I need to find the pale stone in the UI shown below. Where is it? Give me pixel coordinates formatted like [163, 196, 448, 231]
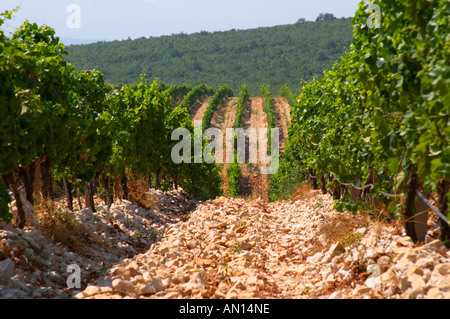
[407, 274, 426, 291]
[325, 274, 336, 284]
[138, 283, 156, 295]
[239, 241, 253, 251]
[428, 264, 450, 287]
[365, 275, 381, 289]
[328, 291, 344, 299]
[11, 195, 39, 227]
[190, 272, 206, 289]
[396, 237, 415, 247]
[394, 252, 417, 272]
[226, 288, 239, 299]
[214, 289, 227, 299]
[157, 246, 170, 255]
[10, 187, 450, 300]
[162, 291, 181, 299]
[426, 287, 444, 299]
[315, 280, 328, 291]
[201, 288, 214, 298]
[356, 227, 367, 235]
[423, 240, 448, 253]
[428, 272, 450, 288]
[142, 271, 152, 282]
[74, 291, 85, 299]
[432, 263, 450, 276]
[150, 278, 165, 292]
[0, 258, 15, 283]
[161, 278, 171, 289]
[377, 256, 391, 268]
[232, 279, 246, 290]
[172, 273, 189, 284]
[380, 268, 399, 288]
[322, 242, 345, 262]
[218, 281, 229, 293]
[352, 285, 370, 297]
[126, 261, 140, 276]
[112, 279, 136, 295]
[83, 285, 102, 296]
[415, 256, 439, 270]
[111, 266, 131, 280]
[307, 252, 324, 264]
[402, 287, 424, 299]
[404, 266, 424, 277]
[91, 293, 114, 299]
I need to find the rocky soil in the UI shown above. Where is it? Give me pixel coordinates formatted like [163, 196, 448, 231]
[2, 186, 449, 299]
[0, 189, 197, 298]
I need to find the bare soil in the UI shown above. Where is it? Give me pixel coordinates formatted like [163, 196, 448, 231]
[213, 97, 238, 196]
[239, 97, 270, 201]
[273, 97, 291, 153]
[191, 98, 211, 123]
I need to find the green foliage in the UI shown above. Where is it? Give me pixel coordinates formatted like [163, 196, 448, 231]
[202, 84, 234, 130]
[341, 231, 363, 247]
[0, 181, 12, 223]
[350, 0, 450, 193]
[227, 162, 242, 198]
[278, 84, 297, 107]
[271, 0, 450, 215]
[226, 84, 248, 198]
[233, 84, 249, 129]
[316, 13, 337, 22]
[259, 84, 276, 129]
[259, 84, 276, 153]
[268, 146, 307, 202]
[0, 11, 223, 210]
[65, 18, 354, 95]
[178, 84, 214, 110]
[181, 161, 223, 201]
[333, 199, 366, 214]
[166, 84, 194, 105]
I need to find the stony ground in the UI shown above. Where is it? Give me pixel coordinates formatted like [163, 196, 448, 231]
[1, 186, 449, 299]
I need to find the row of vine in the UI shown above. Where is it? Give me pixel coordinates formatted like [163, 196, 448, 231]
[270, 0, 449, 243]
[0, 10, 223, 227]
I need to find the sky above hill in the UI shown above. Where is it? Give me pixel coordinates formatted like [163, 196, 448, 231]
[1, 0, 361, 42]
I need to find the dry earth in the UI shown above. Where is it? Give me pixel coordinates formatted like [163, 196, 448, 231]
[272, 97, 291, 153]
[240, 97, 270, 201]
[191, 96, 290, 201]
[214, 97, 238, 196]
[191, 99, 211, 123]
[2, 186, 449, 299]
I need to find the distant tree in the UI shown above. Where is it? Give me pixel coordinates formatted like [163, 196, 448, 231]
[66, 17, 353, 95]
[316, 13, 336, 22]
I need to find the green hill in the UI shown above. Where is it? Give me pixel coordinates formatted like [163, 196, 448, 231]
[65, 16, 353, 95]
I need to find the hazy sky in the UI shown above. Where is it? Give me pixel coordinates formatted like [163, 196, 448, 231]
[1, 0, 362, 41]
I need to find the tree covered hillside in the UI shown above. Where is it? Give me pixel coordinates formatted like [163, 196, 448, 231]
[65, 16, 353, 95]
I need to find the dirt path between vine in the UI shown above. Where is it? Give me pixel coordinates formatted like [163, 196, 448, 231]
[211, 97, 238, 196]
[239, 97, 270, 201]
[67, 186, 450, 300]
[191, 98, 211, 123]
[273, 97, 291, 153]
[2, 185, 450, 300]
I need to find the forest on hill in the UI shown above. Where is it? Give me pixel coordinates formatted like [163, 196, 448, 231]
[65, 15, 353, 95]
